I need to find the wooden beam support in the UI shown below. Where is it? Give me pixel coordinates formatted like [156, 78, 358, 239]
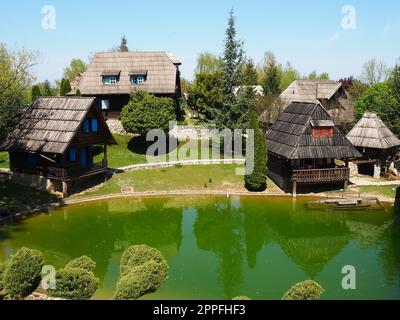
[292, 180, 297, 198]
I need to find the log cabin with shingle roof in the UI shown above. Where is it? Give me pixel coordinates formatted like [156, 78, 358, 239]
[260, 80, 355, 132]
[266, 101, 362, 195]
[346, 112, 400, 176]
[75, 51, 182, 119]
[1, 97, 117, 196]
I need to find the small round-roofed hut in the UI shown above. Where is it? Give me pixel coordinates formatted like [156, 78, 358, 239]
[346, 113, 400, 177]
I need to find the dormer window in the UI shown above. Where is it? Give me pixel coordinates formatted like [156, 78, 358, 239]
[103, 76, 118, 85]
[101, 70, 121, 85]
[310, 120, 334, 138]
[130, 75, 146, 85]
[129, 70, 148, 86]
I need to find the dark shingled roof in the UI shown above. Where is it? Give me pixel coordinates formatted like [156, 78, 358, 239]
[2, 97, 116, 154]
[266, 102, 362, 160]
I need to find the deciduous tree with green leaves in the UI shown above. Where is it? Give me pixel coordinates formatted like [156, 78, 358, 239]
[63, 59, 87, 81]
[121, 91, 176, 136]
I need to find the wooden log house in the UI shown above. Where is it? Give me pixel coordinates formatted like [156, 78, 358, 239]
[346, 112, 400, 176]
[266, 102, 362, 196]
[1, 97, 117, 196]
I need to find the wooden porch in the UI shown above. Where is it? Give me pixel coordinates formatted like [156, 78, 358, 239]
[291, 167, 350, 197]
[48, 159, 108, 180]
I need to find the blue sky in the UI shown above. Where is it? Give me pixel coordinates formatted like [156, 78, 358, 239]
[1, 0, 399, 82]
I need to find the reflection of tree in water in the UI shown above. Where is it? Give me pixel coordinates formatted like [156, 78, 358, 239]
[379, 215, 400, 285]
[194, 199, 245, 298]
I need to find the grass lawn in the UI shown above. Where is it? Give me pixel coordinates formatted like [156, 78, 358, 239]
[0, 152, 9, 169]
[94, 134, 235, 169]
[71, 164, 281, 199]
[355, 185, 400, 198]
[0, 178, 62, 216]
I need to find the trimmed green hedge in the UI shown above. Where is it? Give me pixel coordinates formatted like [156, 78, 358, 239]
[48, 267, 99, 300]
[3, 247, 45, 299]
[120, 245, 168, 275]
[282, 280, 324, 300]
[114, 245, 168, 300]
[65, 256, 96, 272]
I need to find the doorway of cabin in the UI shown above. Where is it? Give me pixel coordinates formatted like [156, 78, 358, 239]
[80, 147, 89, 169]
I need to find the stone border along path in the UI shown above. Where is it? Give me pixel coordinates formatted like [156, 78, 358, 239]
[115, 158, 246, 172]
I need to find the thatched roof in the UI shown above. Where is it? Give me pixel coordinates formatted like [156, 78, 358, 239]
[260, 80, 355, 125]
[77, 52, 180, 96]
[346, 113, 400, 149]
[266, 102, 362, 160]
[2, 97, 116, 154]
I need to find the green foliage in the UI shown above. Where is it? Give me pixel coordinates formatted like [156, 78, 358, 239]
[0, 44, 36, 142]
[0, 260, 10, 299]
[114, 245, 168, 300]
[120, 245, 168, 275]
[245, 111, 268, 191]
[59, 78, 72, 96]
[76, 89, 81, 97]
[48, 267, 99, 300]
[282, 280, 324, 300]
[389, 64, 400, 103]
[114, 261, 168, 300]
[307, 71, 330, 81]
[3, 247, 44, 299]
[195, 52, 221, 74]
[280, 62, 300, 91]
[119, 35, 129, 52]
[262, 62, 281, 97]
[355, 82, 400, 135]
[63, 58, 87, 81]
[121, 91, 176, 136]
[42, 80, 55, 96]
[241, 59, 258, 86]
[188, 71, 224, 119]
[222, 9, 244, 105]
[65, 256, 96, 272]
[31, 85, 41, 102]
[347, 79, 369, 100]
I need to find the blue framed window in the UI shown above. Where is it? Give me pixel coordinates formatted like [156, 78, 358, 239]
[102, 76, 118, 85]
[130, 75, 146, 85]
[68, 148, 78, 162]
[26, 153, 38, 166]
[92, 119, 98, 132]
[83, 119, 90, 133]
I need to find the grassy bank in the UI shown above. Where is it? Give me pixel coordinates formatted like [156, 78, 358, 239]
[94, 134, 235, 169]
[355, 185, 400, 198]
[0, 179, 62, 217]
[70, 164, 282, 199]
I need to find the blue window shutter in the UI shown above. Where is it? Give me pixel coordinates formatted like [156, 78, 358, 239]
[83, 120, 90, 133]
[69, 148, 77, 161]
[92, 119, 98, 132]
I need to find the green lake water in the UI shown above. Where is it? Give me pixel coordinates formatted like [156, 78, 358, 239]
[0, 195, 399, 300]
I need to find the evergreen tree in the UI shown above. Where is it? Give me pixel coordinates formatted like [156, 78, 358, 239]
[76, 89, 82, 97]
[31, 85, 42, 102]
[119, 35, 129, 52]
[241, 59, 258, 86]
[262, 61, 281, 97]
[222, 9, 244, 104]
[245, 111, 268, 192]
[42, 80, 54, 96]
[59, 79, 66, 96]
[63, 79, 71, 95]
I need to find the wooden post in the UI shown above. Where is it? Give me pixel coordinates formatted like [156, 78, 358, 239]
[62, 181, 69, 198]
[292, 180, 297, 198]
[344, 179, 348, 191]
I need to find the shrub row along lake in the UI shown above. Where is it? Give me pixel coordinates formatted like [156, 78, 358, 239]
[0, 195, 399, 300]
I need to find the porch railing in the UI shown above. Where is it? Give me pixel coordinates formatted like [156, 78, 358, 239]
[292, 168, 349, 184]
[48, 160, 108, 179]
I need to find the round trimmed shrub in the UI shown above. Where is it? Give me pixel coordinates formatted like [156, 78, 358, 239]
[114, 261, 168, 300]
[0, 260, 10, 298]
[4, 247, 44, 299]
[120, 245, 167, 275]
[65, 256, 96, 272]
[48, 267, 99, 300]
[282, 280, 324, 300]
